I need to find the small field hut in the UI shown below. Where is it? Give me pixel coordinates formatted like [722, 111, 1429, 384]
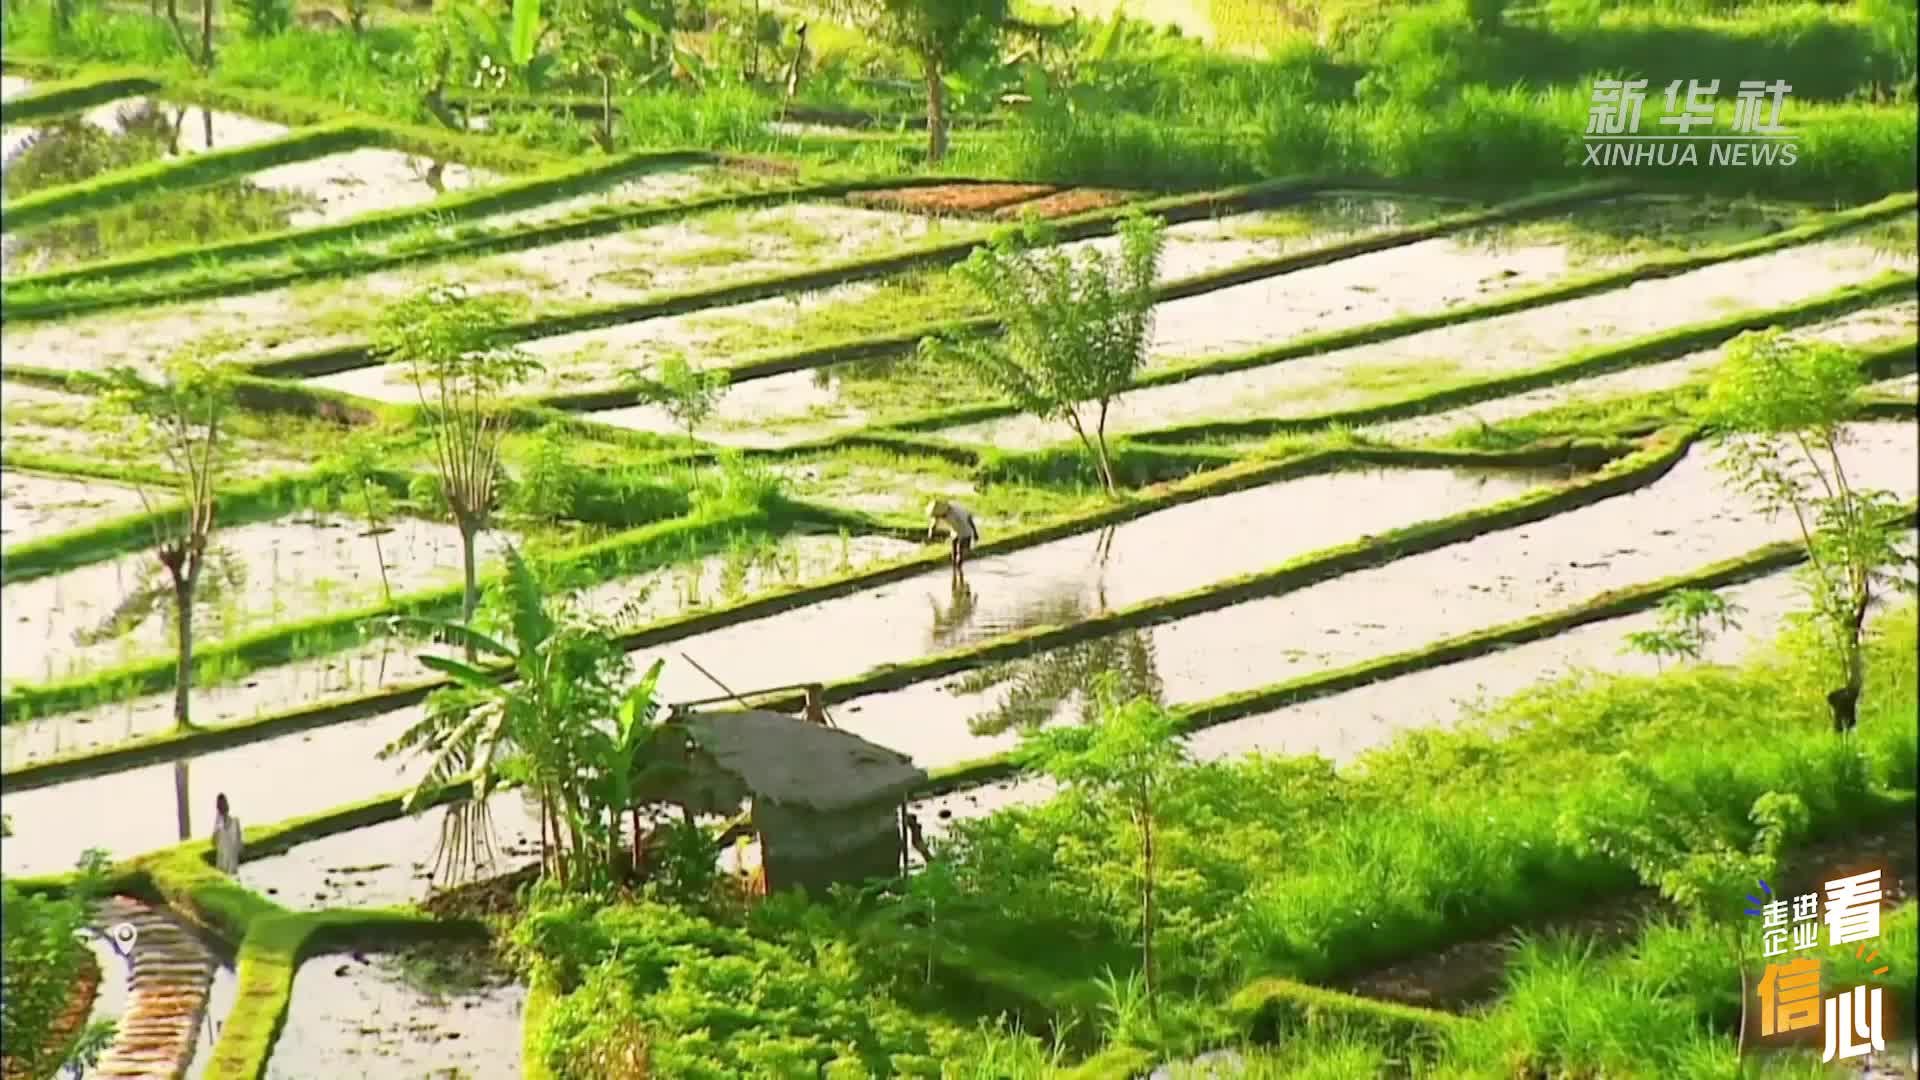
[645, 709, 928, 895]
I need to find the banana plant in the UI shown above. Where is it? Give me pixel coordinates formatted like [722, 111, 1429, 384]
[451, 0, 558, 92]
[624, 7, 709, 87]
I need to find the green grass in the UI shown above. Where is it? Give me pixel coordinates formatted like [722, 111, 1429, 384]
[0, 70, 163, 124]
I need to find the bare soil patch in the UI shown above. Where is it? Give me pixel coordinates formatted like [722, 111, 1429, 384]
[848, 183, 1061, 217]
[994, 187, 1143, 219]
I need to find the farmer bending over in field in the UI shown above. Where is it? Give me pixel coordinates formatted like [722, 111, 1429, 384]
[926, 499, 980, 572]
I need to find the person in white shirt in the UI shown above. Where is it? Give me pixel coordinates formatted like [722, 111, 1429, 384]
[926, 499, 980, 571]
[212, 793, 242, 875]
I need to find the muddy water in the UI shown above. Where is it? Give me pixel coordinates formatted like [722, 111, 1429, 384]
[0, 703, 430, 876]
[1187, 558, 1915, 765]
[1139, 218, 1606, 366]
[621, 466, 1548, 705]
[566, 532, 920, 626]
[0, 532, 919, 768]
[1, 99, 287, 186]
[1363, 301, 1920, 444]
[250, 149, 501, 229]
[242, 790, 545, 911]
[240, 788, 544, 911]
[1, 471, 151, 548]
[832, 423, 1917, 771]
[906, 560, 1909, 845]
[1, 514, 517, 687]
[941, 235, 1915, 448]
[265, 951, 524, 1080]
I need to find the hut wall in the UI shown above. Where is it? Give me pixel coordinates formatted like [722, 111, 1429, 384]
[756, 800, 902, 895]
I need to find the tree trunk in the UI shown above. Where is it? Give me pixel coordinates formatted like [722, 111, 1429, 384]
[924, 57, 947, 165]
[1139, 797, 1156, 1009]
[601, 72, 614, 150]
[173, 761, 192, 843]
[200, 0, 214, 69]
[459, 521, 479, 658]
[172, 577, 196, 731]
[1093, 400, 1117, 495]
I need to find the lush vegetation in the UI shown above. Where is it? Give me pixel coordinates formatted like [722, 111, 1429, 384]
[510, 600, 1918, 1075]
[4, 0, 1913, 1075]
[0, 851, 116, 1080]
[6, 0, 1914, 199]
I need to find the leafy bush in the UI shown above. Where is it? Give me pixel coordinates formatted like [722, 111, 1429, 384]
[1, 853, 113, 1078]
[513, 899, 964, 1077]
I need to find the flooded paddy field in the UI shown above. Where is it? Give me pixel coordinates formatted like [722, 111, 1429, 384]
[0, 512, 519, 687]
[312, 192, 1469, 405]
[4, 701, 429, 875]
[266, 945, 524, 1080]
[832, 424, 1917, 770]
[2, 97, 290, 186]
[0, 100, 319, 274]
[481, 162, 727, 229]
[1361, 300, 1920, 444]
[0, 469, 150, 548]
[1, 380, 319, 476]
[603, 464, 1549, 704]
[942, 233, 1916, 448]
[247, 148, 501, 228]
[3, 466, 1542, 862]
[580, 208, 1777, 449]
[240, 789, 545, 911]
[906, 562, 1910, 846]
[0, 530, 922, 766]
[7, 121, 1917, 1080]
[3, 201, 980, 379]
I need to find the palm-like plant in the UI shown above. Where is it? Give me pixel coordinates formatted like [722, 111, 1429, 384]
[378, 547, 678, 888]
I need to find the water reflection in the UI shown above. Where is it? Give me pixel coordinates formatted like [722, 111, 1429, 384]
[925, 523, 1167, 736]
[955, 627, 1164, 737]
[175, 761, 192, 843]
[924, 524, 1123, 650]
[2, 102, 315, 273]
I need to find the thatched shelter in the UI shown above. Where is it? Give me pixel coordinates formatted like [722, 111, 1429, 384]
[642, 709, 928, 895]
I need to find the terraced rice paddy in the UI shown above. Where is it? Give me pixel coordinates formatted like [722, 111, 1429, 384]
[3, 115, 1915, 1075]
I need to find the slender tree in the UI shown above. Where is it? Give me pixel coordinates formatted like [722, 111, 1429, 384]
[99, 351, 237, 733]
[1699, 329, 1915, 733]
[930, 212, 1167, 494]
[628, 354, 728, 443]
[810, 0, 1008, 163]
[1015, 682, 1188, 1006]
[375, 284, 540, 651]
